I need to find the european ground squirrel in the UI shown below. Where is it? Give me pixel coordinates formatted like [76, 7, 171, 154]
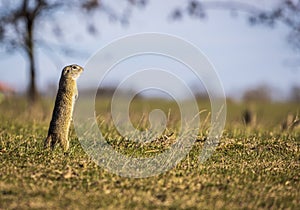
[44, 64, 84, 151]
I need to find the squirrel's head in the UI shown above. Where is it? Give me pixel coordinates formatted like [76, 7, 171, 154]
[62, 64, 84, 80]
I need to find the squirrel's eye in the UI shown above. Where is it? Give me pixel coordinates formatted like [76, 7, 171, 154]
[72, 66, 77, 70]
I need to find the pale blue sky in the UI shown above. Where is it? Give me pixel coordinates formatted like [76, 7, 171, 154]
[0, 0, 299, 99]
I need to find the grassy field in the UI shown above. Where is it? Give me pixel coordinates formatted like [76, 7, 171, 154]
[0, 97, 299, 209]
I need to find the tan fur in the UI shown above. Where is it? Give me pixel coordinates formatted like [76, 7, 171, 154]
[44, 64, 83, 151]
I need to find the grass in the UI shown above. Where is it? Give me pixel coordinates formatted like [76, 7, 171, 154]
[0, 97, 299, 209]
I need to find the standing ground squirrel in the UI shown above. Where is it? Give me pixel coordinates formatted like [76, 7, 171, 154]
[44, 64, 84, 151]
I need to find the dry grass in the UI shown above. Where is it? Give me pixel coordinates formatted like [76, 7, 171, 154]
[0, 97, 299, 209]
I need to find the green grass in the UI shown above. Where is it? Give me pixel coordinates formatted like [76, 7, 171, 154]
[0, 97, 299, 209]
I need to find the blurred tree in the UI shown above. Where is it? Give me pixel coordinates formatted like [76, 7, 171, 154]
[242, 85, 272, 102]
[171, 0, 300, 56]
[289, 85, 300, 102]
[0, 0, 146, 102]
[1, 0, 298, 102]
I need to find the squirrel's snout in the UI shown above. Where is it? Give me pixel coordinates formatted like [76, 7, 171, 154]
[71, 64, 83, 71]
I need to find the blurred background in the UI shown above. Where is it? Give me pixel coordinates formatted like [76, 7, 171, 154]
[0, 0, 299, 103]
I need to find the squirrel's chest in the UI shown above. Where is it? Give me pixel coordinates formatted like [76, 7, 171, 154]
[66, 86, 77, 105]
[59, 82, 77, 107]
